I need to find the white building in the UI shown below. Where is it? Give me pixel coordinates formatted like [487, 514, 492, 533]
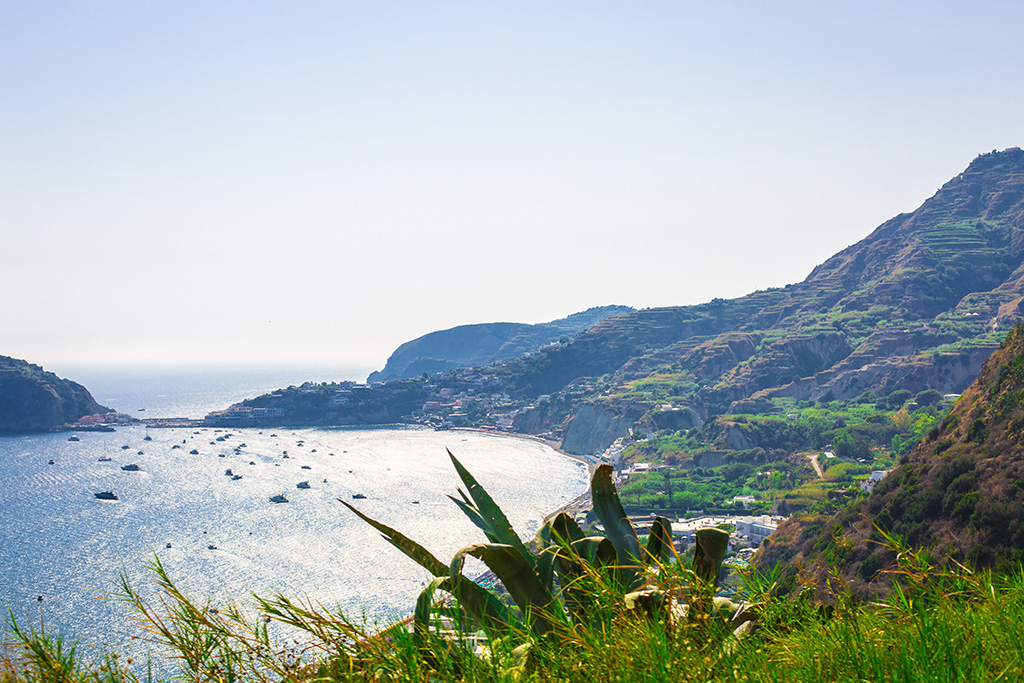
[733, 515, 778, 548]
[860, 469, 891, 494]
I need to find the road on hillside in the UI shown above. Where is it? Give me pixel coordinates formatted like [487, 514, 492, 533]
[807, 452, 824, 478]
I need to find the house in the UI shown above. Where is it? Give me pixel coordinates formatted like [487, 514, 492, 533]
[733, 515, 778, 548]
[860, 469, 891, 494]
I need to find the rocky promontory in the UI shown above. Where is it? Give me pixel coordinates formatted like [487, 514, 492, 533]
[0, 356, 108, 433]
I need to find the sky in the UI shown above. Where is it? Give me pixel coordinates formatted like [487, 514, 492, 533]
[3, 2, 1023, 375]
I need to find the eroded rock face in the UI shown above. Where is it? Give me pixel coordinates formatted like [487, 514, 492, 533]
[561, 402, 648, 455]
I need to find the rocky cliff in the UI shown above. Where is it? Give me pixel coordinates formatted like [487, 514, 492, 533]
[0, 356, 108, 433]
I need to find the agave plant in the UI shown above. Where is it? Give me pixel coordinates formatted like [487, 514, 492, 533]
[342, 451, 731, 647]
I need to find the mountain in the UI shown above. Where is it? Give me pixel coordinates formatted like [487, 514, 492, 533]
[366, 305, 634, 382]
[0, 356, 109, 433]
[757, 320, 1024, 593]
[498, 148, 1024, 453]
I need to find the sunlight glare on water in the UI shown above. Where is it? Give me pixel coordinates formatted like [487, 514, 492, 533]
[0, 425, 588, 652]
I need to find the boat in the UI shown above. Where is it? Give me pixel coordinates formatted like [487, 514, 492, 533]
[207, 544, 218, 550]
[121, 445, 130, 449]
[270, 494, 289, 503]
[231, 474, 242, 480]
[301, 465, 311, 470]
[189, 449, 199, 455]
[68, 436, 80, 442]
[137, 450, 144, 455]
[98, 456, 111, 462]
[143, 435, 152, 441]
[121, 464, 141, 471]
[165, 542, 172, 548]
[296, 481, 310, 489]
[352, 493, 366, 500]
[48, 459, 55, 465]
[225, 469, 233, 476]
[171, 445, 181, 449]
[94, 491, 118, 500]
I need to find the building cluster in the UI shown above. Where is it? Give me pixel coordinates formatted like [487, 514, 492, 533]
[205, 405, 285, 424]
[77, 412, 132, 425]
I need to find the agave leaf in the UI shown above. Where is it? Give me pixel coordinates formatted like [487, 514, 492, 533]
[451, 543, 557, 637]
[546, 512, 585, 545]
[447, 495, 501, 544]
[537, 512, 587, 594]
[414, 577, 449, 647]
[692, 527, 730, 589]
[571, 536, 617, 567]
[417, 574, 522, 642]
[644, 516, 674, 565]
[340, 500, 448, 576]
[590, 465, 641, 583]
[549, 536, 617, 624]
[448, 451, 534, 569]
[535, 522, 556, 594]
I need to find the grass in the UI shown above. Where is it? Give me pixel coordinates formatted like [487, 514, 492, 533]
[3, 540, 1024, 682]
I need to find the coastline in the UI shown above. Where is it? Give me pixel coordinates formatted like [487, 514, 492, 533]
[446, 427, 597, 521]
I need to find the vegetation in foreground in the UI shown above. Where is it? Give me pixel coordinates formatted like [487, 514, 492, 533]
[4, 540, 1023, 682]
[4, 458, 1024, 682]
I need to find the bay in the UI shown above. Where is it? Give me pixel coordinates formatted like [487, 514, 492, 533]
[0, 367, 589, 661]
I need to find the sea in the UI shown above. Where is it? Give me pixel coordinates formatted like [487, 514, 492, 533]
[0, 367, 589, 663]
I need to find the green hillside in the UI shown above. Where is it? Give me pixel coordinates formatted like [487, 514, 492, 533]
[498, 148, 1024, 454]
[757, 320, 1024, 595]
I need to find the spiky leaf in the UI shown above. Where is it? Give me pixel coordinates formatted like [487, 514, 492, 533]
[451, 543, 557, 637]
[590, 464, 641, 583]
[692, 527, 730, 589]
[340, 500, 447, 576]
[644, 516, 674, 565]
[448, 451, 535, 569]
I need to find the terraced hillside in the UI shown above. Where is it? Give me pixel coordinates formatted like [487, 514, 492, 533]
[500, 148, 1024, 454]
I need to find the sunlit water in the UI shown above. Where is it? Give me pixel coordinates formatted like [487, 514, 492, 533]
[0, 426, 588, 659]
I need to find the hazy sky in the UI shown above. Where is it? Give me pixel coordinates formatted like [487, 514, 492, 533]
[3, 2, 1022, 374]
